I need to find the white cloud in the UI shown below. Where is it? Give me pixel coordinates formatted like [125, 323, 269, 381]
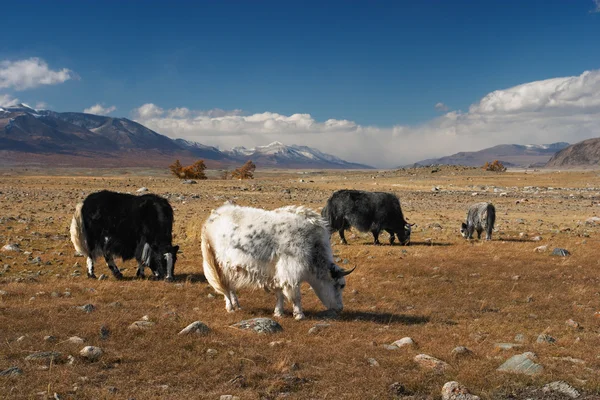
[35, 101, 49, 110]
[133, 69, 600, 168]
[435, 102, 449, 112]
[84, 103, 117, 116]
[0, 58, 75, 90]
[0, 94, 19, 107]
[592, 0, 600, 13]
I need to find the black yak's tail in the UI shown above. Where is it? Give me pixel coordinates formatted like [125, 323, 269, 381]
[70, 202, 89, 257]
[320, 203, 335, 233]
[486, 203, 496, 239]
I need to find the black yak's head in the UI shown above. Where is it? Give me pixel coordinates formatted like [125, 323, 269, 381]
[460, 222, 468, 239]
[143, 244, 179, 281]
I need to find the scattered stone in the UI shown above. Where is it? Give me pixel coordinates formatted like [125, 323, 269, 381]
[0, 366, 22, 376]
[0, 290, 7, 296]
[129, 321, 155, 330]
[495, 343, 523, 351]
[206, 349, 218, 357]
[451, 346, 473, 358]
[414, 354, 450, 372]
[179, 321, 210, 336]
[231, 318, 283, 334]
[537, 333, 556, 344]
[552, 248, 571, 257]
[389, 382, 410, 397]
[367, 357, 380, 367]
[30, 256, 42, 264]
[519, 232, 528, 238]
[25, 351, 65, 364]
[16, 336, 26, 342]
[207, 293, 215, 299]
[269, 340, 285, 347]
[566, 319, 581, 329]
[534, 245, 548, 253]
[108, 301, 122, 308]
[67, 336, 85, 344]
[44, 335, 58, 342]
[100, 325, 110, 340]
[136, 187, 149, 193]
[585, 217, 600, 226]
[308, 323, 331, 335]
[441, 381, 481, 400]
[391, 337, 415, 348]
[497, 352, 543, 375]
[542, 381, 580, 399]
[219, 396, 240, 400]
[79, 346, 103, 362]
[1, 244, 20, 252]
[76, 304, 95, 313]
[514, 334, 526, 343]
[532, 236, 543, 241]
[181, 180, 197, 184]
[384, 344, 399, 351]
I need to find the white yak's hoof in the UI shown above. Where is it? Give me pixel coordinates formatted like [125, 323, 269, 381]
[294, 313, 306, 321]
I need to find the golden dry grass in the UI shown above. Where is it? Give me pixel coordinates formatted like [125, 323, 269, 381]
[1, 166, 600, 399]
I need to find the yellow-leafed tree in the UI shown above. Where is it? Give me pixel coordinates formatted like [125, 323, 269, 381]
[482, 160, 507, 172]
[231, 160, 256, 180]
[169, 159, 208, 179]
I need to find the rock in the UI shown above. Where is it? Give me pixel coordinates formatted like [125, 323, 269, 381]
[16, 336, 26, 342]
[1, 244, 20, 252]
[136, 187, 149, 193]
[67, 336, 85, 344]
[389, 382, 410, 397]
[494, 343, 523, 351]
[542, 381, 580, 399]
[30, 256, 42, 264]
[552, 248, 571, 256]
[497, 352, 543, 375]
[100, 325, 110, 340]
[441, 381, 481, 400]
[0, 290, 7, 296]
[534, 245, 548, 252]
[566, 319, 581, 329]
[514, 334, 526, 343]
[308, 323, 331, 335]
[383, 344, 399, 350]
[25, 351, 65, 364]
[367, 357, 380, 367]
[79, 346, 103, 362]
[129, 321, 155, 330]
[0, 366, 22, 376]
[585, 217, 600, 226]
[414, 354, 450, 372]
[532, 236, 543, 241]
[44, 335, 58, 342]
[391, 337, 415, 348]
[206, 349, 218, 357]
[537, 333, 556, 344]
[219, 396, 240, 400]
[519, 232, 528, 238]
[181, 180, 197, 184]
[179, 321, 210, 336]
[76, 304, 95, 313]
[451, 346, 473, 358]
[231, 318, 283, 334]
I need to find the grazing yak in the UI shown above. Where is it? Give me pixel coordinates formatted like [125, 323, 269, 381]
[70, 190, 179, 281]
[460, 202, 496, 240]
[201, 203, 355, 320]
[321, 189, 412, 245]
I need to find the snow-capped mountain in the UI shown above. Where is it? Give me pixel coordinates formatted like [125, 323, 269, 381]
[0, 105, 370, 169]
[224, 141, 372, 169]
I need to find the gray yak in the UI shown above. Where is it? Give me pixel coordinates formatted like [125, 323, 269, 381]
[460, 202, 496, 240]
[201, 203, 355, 320]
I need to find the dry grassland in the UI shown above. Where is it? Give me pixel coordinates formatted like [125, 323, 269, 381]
[1, 166, 600, 399]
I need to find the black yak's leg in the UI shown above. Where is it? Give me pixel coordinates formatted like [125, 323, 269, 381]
[86, 257, 97, 279]
[386, 229, 395, 245]
[338, 229, 348, 245]
[104, 255, 123, 279]
[136, 261, 145, 278]
[371, 229, 381, 245]
[476, 229, 482, 240]
[486, 229, 492, 241]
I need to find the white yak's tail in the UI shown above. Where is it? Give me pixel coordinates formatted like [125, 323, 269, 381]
[70, 202, 89, 257]
[201, 226, 229, 296]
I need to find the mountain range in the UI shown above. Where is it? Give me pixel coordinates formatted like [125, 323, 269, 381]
[546, 138, 600, 168]
[411, 142, 570, 168]
[0, 104, 371, 169]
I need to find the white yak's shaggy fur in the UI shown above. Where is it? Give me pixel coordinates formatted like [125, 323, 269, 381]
[201, 203, 354, 320]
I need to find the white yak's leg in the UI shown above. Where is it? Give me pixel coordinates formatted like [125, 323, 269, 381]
[86, 257, 96, 279]
[273, 288, 285, 318]
[230, 290, 241, 310]
[283, 285, 305, 320]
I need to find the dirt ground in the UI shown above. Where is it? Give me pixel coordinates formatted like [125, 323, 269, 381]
[2, 166, 600, 399]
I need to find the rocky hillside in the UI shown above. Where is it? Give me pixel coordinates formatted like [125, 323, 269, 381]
[546, 138, 600, 168]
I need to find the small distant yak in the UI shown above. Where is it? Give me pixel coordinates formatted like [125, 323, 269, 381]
[70, 190, 179, 280]
[460, 202, 496, 240]
[321, 189, 412, 245]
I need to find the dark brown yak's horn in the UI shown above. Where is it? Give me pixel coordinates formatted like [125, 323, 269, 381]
[341, 265, 357, 276]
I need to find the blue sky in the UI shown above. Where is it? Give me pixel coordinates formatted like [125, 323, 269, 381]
[1, 0, 600, 166]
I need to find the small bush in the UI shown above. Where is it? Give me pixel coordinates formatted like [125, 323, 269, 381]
[482, 160, 506, 172]
[169, 159, 207, 179]
[231, 160, 256, 180]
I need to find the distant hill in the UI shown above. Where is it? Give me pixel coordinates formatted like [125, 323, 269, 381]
[545, 138, 600, 168]
[0, 104, 370, 169]
[411, 142, 570, 168]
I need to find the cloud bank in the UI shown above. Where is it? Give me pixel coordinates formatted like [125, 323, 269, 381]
[0, 58, 75, 90]
[84, 103, 117, 116]
[133, 69, 600, 168]
[0, 94, 19, 107]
